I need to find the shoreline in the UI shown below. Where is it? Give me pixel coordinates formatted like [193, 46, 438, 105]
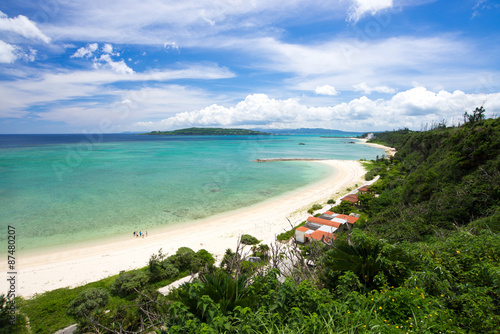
[1, 159, 367, 298]
[356, 138, 397, 156]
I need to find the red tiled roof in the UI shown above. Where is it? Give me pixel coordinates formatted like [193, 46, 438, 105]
[358, 185, 371, 192]
[307, 216, 342, 228]
[324, 211, 336, 215]
[296, 226, 309, 232]
[335, 214, 359, 224]
[341, 194, 358, 203]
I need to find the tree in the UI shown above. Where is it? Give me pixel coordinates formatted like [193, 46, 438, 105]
[67, 288, 109, 319]
[110, 271, 149, 297]
[463, 106, 486, 125]
[240, 234, 260, 245]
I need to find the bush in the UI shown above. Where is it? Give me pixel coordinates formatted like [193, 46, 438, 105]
[240, 234, 260, 245]
[170, 247, 202, 272]
[67, 288, 109, 319]
[196, 249, 216, 268]
[110, 271, 149, 297]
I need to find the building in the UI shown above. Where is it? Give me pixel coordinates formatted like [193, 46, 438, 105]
[357, 185, 373, 195]
[295, 212, 360, 244]
[340, 194, 359, 205]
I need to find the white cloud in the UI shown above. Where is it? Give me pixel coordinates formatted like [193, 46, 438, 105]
[0, 64, 234, 119]
[315, 85, 339, 96]
[164, 41, 179, 51]
[353, 82, 396, 94]
[102, 43, 113, 54]
[244, 35, 490, 93]
[131, 88, 500, 132]
[70, 43, 134, 74]
[36, 0, 350, 45]
[0, 40, 17, 63]
[94, 54, 134, 75]
[348, 0, 393, 22]
[0, 12, 51, 43]
[34, 85, 222, 130]
[71, 43, 99, 58]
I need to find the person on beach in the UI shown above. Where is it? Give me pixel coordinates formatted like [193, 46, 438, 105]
[145, 231, 148, 237]
[133, 231, 136, 237]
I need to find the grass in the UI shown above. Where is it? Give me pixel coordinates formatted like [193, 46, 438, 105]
[16, 268, 188, 333]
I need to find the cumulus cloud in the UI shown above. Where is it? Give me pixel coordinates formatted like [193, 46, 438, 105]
[102, 43, 113, 54]
[353, 82, 396, 94]
[0, 40, 17, 63]
[348, 0, 393, 22]
[131, 88, 500, 132]
[0, 11, 51, 43]
[70, 43, 133, 74]
[315, 85, 339, 96]
[71, 43, 99, 58]
[94, 54, 134, 75]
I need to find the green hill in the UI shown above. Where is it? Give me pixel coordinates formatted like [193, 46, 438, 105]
[143, 127, 271, 136]
[365, 117, 500, 241]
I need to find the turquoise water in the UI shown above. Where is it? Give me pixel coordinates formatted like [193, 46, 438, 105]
[0, 135, 385, 252]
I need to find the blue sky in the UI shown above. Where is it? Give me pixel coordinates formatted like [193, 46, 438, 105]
[0, 0, 499, 133]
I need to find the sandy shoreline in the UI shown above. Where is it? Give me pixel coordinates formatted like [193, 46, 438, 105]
[0, 159, 370, 298]
[356, 138, 397, 156]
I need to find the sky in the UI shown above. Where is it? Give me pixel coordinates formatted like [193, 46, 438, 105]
[0, 0, 499, 134]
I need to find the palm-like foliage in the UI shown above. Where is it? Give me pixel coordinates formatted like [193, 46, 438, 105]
[322, 236, 413, 291]
[170, 269, 259, 321]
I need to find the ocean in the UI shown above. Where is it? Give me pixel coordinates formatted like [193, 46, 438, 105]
[0, 134, 385, 252]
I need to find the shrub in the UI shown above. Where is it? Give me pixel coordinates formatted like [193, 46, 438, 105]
[110, 271, 149, 297]
[171, 247, 202, 272]
[196, 249, 216, 268]
[240, 234, 260, 245]
[67, 288, 109, 319]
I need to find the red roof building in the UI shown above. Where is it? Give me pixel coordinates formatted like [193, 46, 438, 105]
[341, 194, 359, 204]
[306, 216, 343, 228]
[335, 214, 359, 224]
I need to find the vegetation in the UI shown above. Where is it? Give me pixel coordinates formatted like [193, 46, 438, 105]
[240, 234, 260, 245]
[307, 203, 323, 214]
[276, 220, 306, 241]
[14, 114, 500, 333]
[143, 127, 271, 136]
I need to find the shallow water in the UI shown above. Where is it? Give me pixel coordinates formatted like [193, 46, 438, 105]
[0, 134, 384, 252]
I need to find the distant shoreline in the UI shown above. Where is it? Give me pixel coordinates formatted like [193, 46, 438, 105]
[255, 158, 330, 162]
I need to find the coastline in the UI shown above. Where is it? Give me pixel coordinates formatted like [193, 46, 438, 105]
[356, 138, 396, 156]
[2, 159, 367, 298]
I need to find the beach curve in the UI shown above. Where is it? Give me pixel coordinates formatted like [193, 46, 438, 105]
[2, 159, 367, 297]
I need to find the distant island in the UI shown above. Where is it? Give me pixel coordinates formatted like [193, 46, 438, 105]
[142, 127, 272, 136]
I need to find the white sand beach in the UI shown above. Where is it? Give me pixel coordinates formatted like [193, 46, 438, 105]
[357, 138, 397, 156]
[2, 159, 368, 298]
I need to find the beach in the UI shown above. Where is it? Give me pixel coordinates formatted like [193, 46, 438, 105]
[2, 159, 368, 298]
[357, 138, 397, 156]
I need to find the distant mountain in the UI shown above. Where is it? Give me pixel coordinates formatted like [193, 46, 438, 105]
[142, 127, 272, 136]
[253, 128, 365, 136]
